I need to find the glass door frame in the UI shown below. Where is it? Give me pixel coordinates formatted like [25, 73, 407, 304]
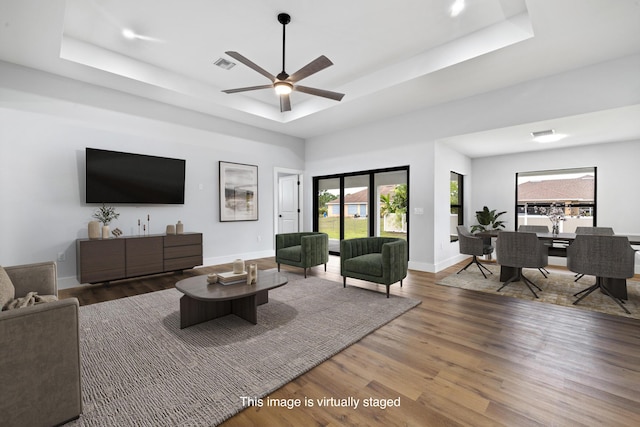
[313, 166, 409, 256]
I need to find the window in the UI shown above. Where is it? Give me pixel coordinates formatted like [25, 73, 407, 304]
[516, 167, 596, 233]
[314, 166, 408, 255]
[450, 171, 464, 242]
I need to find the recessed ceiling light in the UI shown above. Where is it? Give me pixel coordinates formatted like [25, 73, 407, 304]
[122, 28, 137, 40]
[531, 129, 567, 143]
[451, 0, 466, 17]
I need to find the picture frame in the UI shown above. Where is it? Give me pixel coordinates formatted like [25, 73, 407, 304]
[219, 161, 258, 221]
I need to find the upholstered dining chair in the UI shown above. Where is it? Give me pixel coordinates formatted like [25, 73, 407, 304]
[573, 226, 615, 282]
[567, 234, 635, 314]
[518, 225, 551, 277]
[575, 226, 615, 235]
[456, 226, 493, 279]
[495, 231, 549, 298]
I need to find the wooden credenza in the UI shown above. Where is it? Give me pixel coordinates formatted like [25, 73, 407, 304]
[76, 233, 203, 284]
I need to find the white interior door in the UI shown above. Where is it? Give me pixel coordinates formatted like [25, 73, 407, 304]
[278, 174, 299, 233]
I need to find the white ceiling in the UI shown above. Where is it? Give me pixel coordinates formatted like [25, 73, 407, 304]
[1, 0, 639, 157]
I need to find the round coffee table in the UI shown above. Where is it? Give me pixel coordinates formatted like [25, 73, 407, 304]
[175, 270, 288, 328]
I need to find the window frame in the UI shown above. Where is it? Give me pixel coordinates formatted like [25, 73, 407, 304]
[450, 171, 464, 242]
[515, 167, 597, 231]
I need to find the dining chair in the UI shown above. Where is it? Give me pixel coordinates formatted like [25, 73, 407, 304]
[573, 226, 615, 282]
[496, 231, 549, 298]
[456, 226, 493, 279]
[518, 225, 551, 277]
[567, 234, 635, 314]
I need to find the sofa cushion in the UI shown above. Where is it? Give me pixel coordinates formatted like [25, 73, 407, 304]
[343, 253, 383, 277]
[278, 245, 302, 262]
[0, 266, 16, 310]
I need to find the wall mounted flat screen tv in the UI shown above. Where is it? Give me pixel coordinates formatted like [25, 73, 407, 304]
[86, 148, 186, 204]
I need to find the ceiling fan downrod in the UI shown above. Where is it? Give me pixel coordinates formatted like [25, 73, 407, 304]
[277, 13, 291, 81]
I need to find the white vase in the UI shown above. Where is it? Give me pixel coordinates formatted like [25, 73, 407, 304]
[176, 220, 184, 234]
[166, 224, 176, 235]
[233, 259, 245, 274]
[88, 221, 101, 239]
[102, 225, 110, 239]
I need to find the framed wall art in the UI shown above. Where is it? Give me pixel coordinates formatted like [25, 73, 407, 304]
[219, 161, 258, 221]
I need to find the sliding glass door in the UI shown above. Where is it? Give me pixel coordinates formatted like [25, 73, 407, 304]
[344, 174, 370, 240]
[316, 177, 341, 253]
[314, 166, 408, 255]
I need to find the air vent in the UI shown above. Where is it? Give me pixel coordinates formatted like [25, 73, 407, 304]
[214, 58, 236, 70]
[531, 129, 555, 138]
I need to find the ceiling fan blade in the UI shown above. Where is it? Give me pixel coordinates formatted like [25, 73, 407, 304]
[225, 51, 276, 81]
[280, 94, 292, 112]
[287, 55, 334, 83]
[294, 85, 345, 101]
[222, 84, 273, 94]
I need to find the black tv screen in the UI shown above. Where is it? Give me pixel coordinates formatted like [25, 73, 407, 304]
[86, 148, 186, 204]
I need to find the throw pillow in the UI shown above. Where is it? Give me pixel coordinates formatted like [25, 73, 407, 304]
[0, 266, 16, 310]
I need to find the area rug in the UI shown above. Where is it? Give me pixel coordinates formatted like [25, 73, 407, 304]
[67, 273, 421, 426]
[438, 264, 640, 319]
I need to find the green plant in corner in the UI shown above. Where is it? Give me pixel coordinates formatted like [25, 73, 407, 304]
[470, 206, 506, 233]
[92, 204, 120, 226]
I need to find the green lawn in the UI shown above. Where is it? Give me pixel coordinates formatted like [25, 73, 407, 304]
[319, 216, 406, 240]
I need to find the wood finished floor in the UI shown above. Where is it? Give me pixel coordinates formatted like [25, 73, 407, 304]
[60, 257, 640, 427]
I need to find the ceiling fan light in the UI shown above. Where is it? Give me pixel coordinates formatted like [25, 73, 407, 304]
[274, 81, 292, 95]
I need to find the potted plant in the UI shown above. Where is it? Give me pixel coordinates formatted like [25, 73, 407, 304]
[470, 206, 506, 233]
[92, 204, 120, 239]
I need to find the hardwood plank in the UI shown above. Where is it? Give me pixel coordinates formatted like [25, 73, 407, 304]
[59, 256, 640, 426]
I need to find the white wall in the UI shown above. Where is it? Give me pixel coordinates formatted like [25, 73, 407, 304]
[471, 140, 640, 234]
[0, 65, 305, 288]
[471, 140, 640, 271]
[305, 53, 640, 272]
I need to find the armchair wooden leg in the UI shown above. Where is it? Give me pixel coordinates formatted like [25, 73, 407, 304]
[324, 264, 327, 272]
[277, 264, 280, 272]
[343, 277, 346, 288]
[304, 268, 307, 278]
[400, 280, 403, 288]
[386, 286, 390, 298]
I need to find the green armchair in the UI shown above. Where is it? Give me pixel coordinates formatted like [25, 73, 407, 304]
[276, 232, 329, 278]
[341, 237, 408, 298]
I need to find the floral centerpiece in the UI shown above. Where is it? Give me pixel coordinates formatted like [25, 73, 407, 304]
[540, 202, 565, 235]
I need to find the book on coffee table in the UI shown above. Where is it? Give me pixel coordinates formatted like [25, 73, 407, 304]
[217, 271, 248, 285]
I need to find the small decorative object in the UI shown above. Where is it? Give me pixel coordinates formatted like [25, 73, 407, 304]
[147, 214, 150, 234]
[470, 206, 507, 233]
[219, 161, 259, 222]
[166, 224, 176, 235]
[206, 273, 218, 284]
[176, 220, 184, 234]
[138, 219, 141, 236]
[233, 258, 245, 274]
[246, 264, 258, 285]
[92, 204, 119, 225]
[88, 221, 101, 239]
[540, 202, 565, 236]
[143, 224, 146, 236]
[111, 227, 123, 237]
[92, 204, 119, 240]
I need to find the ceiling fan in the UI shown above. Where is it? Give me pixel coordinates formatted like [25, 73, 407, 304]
[222, 13, 345, 112]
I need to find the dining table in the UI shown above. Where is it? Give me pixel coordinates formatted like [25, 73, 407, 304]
[476, 230, 640, 300]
